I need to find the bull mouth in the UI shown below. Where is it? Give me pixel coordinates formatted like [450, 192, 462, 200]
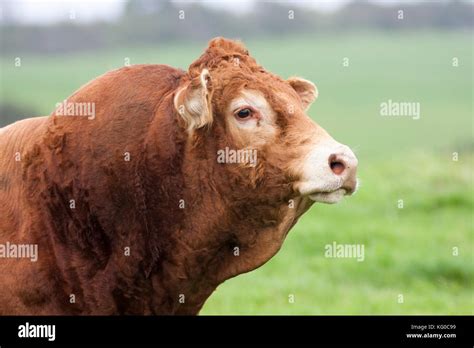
[297, 178, 359, 204]
[308, 188, 347, 204]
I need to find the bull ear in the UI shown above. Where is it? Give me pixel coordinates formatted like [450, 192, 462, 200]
[174, 69, 213, 131]
[287, 77, 318, 111]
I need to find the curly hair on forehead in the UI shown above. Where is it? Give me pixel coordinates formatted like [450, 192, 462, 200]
[188, 37, 264, 77]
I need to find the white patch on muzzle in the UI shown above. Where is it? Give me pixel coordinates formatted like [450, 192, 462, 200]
[296, 138, 358, 204]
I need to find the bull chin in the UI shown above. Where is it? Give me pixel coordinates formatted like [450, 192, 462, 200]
[308, 188, 347, 204]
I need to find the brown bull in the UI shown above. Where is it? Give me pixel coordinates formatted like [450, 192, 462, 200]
[0, 38, 358, 314]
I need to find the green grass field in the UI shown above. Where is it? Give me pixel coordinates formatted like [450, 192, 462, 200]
[1, 31, 472, 314]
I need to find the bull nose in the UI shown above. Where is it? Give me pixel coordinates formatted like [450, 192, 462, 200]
[328, 149, 358, 194]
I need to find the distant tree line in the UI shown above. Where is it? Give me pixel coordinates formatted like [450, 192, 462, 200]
[0, 0, 472, 55]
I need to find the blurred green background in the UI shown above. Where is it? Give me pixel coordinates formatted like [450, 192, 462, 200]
[0, 0, 472, 314]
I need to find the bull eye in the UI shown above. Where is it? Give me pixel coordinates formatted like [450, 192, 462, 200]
[235, 108, 253, 119]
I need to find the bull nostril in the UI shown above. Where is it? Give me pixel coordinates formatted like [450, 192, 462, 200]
[328, 154, 346, 175]
[330, 161, 345, 175]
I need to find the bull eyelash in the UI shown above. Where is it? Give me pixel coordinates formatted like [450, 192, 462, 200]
[233, 106, 260, 120]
